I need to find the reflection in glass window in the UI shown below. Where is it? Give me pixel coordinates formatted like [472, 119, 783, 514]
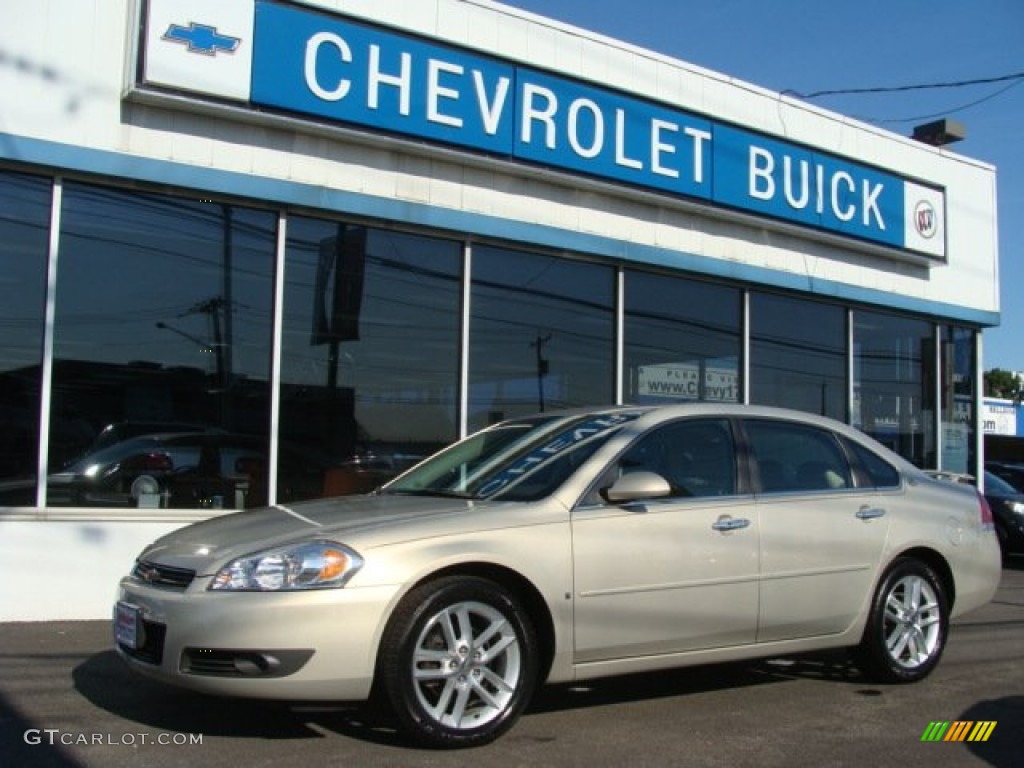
[279, 219, 461, 500]
[47, 183, 276, 509]
[853, 311, 935, 468]
[0, 172, 50, 506]
[624, 270, 740, 404]
[941, 325, 976, 475]
[750, 293, 847, 420]
[469, 247, 614, 432]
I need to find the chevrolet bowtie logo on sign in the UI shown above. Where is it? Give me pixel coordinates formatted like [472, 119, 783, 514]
[162, 23, 241, 57]
[920, 721, 997, 743]
[142, 0, 254, 102]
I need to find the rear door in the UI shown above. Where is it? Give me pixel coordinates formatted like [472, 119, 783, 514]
[745, 418, 891, 642]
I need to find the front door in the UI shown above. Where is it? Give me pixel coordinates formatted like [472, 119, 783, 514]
[572, 418, 760, 662]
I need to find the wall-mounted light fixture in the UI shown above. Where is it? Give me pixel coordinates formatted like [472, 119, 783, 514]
[912, 118, 966, 147]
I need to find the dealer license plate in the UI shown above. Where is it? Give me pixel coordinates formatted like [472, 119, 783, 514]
[115, 601, 142, 650]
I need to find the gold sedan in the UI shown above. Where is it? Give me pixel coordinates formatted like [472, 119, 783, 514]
[115, 405, 1001, 748]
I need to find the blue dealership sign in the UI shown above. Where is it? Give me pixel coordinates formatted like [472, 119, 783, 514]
[139, 0, 945, 260]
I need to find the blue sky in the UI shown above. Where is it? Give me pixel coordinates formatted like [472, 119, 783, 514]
[503, 0, 1024, 372]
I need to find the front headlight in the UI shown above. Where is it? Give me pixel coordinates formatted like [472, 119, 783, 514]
[209, 540, 363, 591]
[1010, 501, 1024, 517]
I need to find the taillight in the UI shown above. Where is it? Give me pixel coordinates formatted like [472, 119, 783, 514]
[123, 452, 174, 472]
[977, 491, 995, 530]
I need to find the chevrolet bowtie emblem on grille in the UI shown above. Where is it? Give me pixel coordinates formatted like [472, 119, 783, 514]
[162, 22, 241, 56]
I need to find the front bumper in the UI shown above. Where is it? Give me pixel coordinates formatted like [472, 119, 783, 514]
[115, 574, 401, 701]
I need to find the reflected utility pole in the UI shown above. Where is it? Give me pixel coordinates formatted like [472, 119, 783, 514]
[531, 332, 551, 412]
[186, 297, 226, 393]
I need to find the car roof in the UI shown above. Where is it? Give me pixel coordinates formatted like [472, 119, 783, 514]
[504, 403, 918, 467]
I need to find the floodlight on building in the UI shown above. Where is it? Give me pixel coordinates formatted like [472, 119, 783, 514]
[912, 118, 966, 147]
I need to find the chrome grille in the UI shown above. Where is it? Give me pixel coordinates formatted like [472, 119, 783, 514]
[132, 560, 196, 590]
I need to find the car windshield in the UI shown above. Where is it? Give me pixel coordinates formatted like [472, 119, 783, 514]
[382, 411, 643, 501]
[62, 436, 167, 472]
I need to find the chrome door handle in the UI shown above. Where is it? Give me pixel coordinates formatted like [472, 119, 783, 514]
[712, 516, 751, 532]
[856, 506, 886, 520]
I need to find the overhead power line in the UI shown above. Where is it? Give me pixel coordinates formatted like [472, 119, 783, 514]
[782, 72, 1024, 128]
[784, 71, 1024, 100]
[880, 79, 1024, 125]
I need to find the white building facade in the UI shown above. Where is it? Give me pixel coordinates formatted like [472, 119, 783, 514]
[0, 0, 999, 620]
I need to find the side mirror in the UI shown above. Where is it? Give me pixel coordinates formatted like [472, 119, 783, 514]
[601, 471, 672, 503]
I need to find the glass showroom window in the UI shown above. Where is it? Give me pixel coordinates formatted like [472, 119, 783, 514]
[940, 325, 977, 475]
[853, 311, 936, 467]
[0, 171, 50, 507]
[46, 183, 276, 509]
[469, 247, 614, 432]
[749, 292, 847, 421]
[279, 218, 462, 500]
[624, 270, 741, 404]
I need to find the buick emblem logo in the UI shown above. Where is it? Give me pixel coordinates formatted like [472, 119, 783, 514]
[914, 200, 938, 239]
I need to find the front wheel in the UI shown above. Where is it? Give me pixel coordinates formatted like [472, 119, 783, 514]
[376, 576, 538, 748]
[854, 558, 949, 683]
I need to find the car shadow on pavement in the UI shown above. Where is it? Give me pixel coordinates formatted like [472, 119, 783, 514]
[527, 651, 860, 716]
[73, 650, 436, 747]
[959, 696, 1024, 768]
[1, 691, 89, 768]
[71, 648, 859, 748]
[72, 651, 366, 740]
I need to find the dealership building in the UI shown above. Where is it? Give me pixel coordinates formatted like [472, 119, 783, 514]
[0, 0, 1000, 620]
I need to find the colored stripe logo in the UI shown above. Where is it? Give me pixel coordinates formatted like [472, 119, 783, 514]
[921, 721, 997, 742]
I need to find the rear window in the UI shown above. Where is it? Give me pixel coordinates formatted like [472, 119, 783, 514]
[745, 419, 851, 493]
[846, 439, 901, 489]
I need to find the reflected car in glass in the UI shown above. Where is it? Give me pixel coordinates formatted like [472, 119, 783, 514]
[114, 405, 1001, 748]
[48, 432, 269, 509]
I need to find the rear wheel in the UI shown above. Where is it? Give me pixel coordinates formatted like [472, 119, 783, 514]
[854, 558, 949, 683]
[377, 576, 538, 748]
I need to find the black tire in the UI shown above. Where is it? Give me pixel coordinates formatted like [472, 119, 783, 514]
[854, 557, 949, 683]
[376, 576, 538, 748]
[994, 522, 1010, 564]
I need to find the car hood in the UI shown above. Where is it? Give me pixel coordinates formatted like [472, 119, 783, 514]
[137, 493, 548, 575]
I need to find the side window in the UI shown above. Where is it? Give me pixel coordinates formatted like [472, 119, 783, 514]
[165, 446, 202, 473]
[745, 419, 852, 493]
[607, 418, 737, 499]
[845, 438, 901, 489]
